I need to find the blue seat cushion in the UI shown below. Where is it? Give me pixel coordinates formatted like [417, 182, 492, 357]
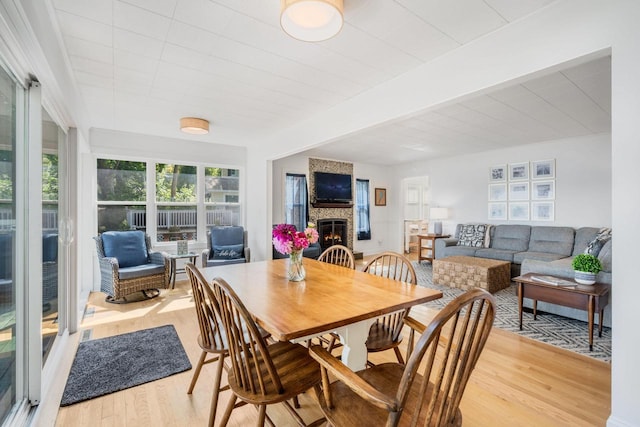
[43, 233, 58, 262]
[118, 264, 165, 280]
[213, 244, 244, 259]
[102, 231, 149, 268]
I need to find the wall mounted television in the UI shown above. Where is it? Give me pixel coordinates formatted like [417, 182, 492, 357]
[314, 172, 352, 203]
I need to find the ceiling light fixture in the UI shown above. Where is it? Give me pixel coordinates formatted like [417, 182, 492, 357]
[280, 0, 344, 42]
[180, 117, 209, 135]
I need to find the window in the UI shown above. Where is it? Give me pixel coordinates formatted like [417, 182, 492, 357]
[156, 163, 197, 241]
[356, 179, 371, 240]
[205, 167, 240, 226]
[285, 174, 308, 232]
[97, 160, 242, 241]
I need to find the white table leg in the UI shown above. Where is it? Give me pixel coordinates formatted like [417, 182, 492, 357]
[335, 319, 376, 371]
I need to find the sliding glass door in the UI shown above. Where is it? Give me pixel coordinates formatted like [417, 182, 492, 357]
[0, 58, 22, 424]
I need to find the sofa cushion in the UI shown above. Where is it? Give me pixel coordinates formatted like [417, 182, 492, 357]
[513, 251, 568, 264]
[598, 240, 612, 272]
[457, 224, 488, 247]
[527, 226, 574, 256]
[572, 227, 600, 256]
[585, 228, 612, 257]
[474, 248, 516, 263]
[443, 245, 478, 258]
[102, 231, 149, 268]
[213, 244, 244, 260]
[490, 225, 531, 252]
[118, 263, 164, 280]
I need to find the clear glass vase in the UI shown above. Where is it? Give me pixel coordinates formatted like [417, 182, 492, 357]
[288, 249, 306, 282]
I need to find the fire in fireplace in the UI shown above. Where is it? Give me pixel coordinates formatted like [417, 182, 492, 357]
[317, 218, 347, 251]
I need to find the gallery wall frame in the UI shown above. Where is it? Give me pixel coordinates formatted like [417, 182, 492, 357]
[489, 164, 507, 182]
[532, 180, 555, 200]
[509, 162, 529, 181]
[532, 201, 555, 221]
[488, 202, 507, 220]
[509, 202, 530, 221]
[489, 183, 507, 201]
[508, 182, 529, 201]
[532, 159, 555, 179]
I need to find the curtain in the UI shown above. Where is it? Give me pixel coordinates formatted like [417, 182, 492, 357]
[356, 179, 371, 240]
[285, 174, 308, 231]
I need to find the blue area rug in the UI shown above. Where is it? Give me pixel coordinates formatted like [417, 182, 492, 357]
[413, 262, 611, 362]
[61, 324, 192, 406]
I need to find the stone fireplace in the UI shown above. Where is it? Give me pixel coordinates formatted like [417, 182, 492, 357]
[308, 158, 354, 250]
[317, 218, 348, 251]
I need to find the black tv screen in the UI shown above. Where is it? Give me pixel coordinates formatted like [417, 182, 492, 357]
[314, 172, 352, 203]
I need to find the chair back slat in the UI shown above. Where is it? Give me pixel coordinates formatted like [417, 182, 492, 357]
[185, 264, 226, 352]
[318, 245, 355, 269]
[396, 289, 495, 427]
[211, 277, 284, 396]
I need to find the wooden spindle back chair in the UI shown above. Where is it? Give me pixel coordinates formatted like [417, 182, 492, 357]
[310, 288, 496, 427]
[317, 244, 355, 269]
[210, 276, 325, 427]
[362, 251, 417, 364]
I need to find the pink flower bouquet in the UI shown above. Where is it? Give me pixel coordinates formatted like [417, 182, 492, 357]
[272, 223, 319, 255]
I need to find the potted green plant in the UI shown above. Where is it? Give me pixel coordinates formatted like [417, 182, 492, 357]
[572, 254, 602, 285]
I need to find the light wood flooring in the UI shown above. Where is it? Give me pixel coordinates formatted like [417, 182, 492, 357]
[56, 255, 611, 426]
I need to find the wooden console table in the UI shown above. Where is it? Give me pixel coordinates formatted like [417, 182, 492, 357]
[417, 234, 450, 263]
[514, 273, 610, 351]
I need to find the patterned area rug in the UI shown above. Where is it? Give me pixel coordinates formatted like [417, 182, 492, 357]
[413, 262, 611, 362]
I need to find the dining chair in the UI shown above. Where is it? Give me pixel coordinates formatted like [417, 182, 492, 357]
[185, 263, 232, 427]
[309, 288, 496, 427]
[361, 251, 417, 365]
[317, 244, 355, 270]
[316, 245, 355, 351]
[210, 276, 325, 427]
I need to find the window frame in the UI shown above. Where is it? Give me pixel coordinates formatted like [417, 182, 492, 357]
[95, 156, 243, 246]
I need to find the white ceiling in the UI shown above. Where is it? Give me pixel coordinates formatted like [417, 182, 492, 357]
[51, 0, 611, 165]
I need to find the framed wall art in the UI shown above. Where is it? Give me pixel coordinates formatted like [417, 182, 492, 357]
[488, 202, 507, 220]
[532, 159, 555, 179]
[489, 164, 507, 182]
[488, 183, 507, 201]
[375, 188, 387, 206]
[532, 201, 555, 221]
[508, 182, 529, 201]
[509, 162, 529, 181]
[509, 202, 530, 221]
[532, 180, 555, 200]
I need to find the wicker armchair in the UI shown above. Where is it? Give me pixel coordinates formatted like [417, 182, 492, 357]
[94, 231, 169, 303]
[201, 226, 250, 268]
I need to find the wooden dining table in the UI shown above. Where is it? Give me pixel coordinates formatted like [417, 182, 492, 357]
[200, 258, 442, 371]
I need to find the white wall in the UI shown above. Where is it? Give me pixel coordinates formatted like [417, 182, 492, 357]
[272, 155, 397, 256]
[395, 134, 612, 235]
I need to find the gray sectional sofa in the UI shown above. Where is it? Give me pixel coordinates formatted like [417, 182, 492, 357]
[435, 224, 612, 326]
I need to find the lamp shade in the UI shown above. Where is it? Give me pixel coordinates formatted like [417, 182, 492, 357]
[430, 207, 448, 220]
[280, 0, 344, 42]
[180, 117, 209, 135]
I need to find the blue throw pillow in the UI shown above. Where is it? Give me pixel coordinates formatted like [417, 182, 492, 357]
[212, 244, 244, 260]
[102, 231, 149, 268]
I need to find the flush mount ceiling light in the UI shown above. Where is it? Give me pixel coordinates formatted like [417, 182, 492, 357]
[180, 117, 209, 135]
[280, 0, 344, 42]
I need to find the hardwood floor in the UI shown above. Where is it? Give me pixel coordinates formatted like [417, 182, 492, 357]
[56, 257, 611, 426]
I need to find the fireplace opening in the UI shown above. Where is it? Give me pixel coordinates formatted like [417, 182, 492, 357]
[317, 218, 347, 251]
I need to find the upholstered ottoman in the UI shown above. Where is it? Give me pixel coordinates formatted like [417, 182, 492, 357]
[433, 256, 511, 293]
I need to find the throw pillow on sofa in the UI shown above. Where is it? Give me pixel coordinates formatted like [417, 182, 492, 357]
[585, 227, 611, 257]
[457, 224, 488, 247]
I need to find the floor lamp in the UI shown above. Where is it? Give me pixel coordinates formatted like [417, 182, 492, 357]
[430, 207, 448, 235]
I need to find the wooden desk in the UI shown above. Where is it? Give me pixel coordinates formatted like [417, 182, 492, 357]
[514, 273, 610, 351]
[201, 258, 442, 370]
[417, 234, 450, 263]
